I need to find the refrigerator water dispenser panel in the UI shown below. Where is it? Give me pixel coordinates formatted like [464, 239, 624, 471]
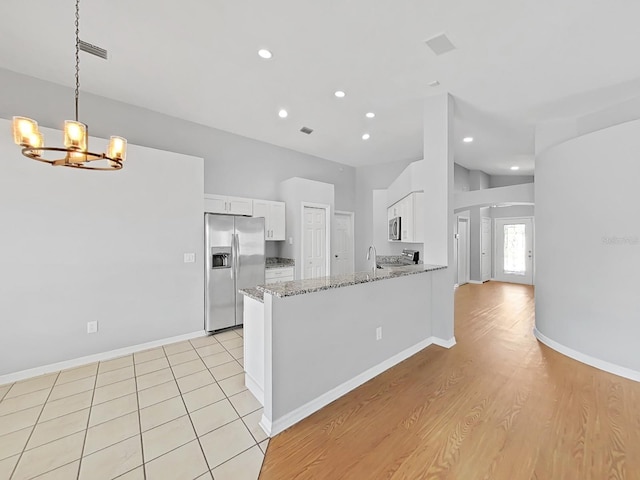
[211, 247, 231, 269]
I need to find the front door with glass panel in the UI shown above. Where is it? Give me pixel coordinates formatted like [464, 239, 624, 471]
[494, 218, 533, 285]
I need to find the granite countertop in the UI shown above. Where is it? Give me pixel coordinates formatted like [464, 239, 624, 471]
[239, 287, 264, 303]
[265, 257, 295, 269]
[256, 264, 446, 298]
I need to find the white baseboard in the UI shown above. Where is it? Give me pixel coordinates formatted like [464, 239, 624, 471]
[431, 336, 456, 348]
[468, 280, 483, 285]
[268, 336, 441, 436]
[259, 414, 272, 437]
[0, 330, 208, 385]
[533, 327, 640, 382]
[245, 372, 264, 407]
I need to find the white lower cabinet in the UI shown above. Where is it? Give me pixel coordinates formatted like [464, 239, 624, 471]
[265, 266, 294, 284]
[253, 199, 286, 241]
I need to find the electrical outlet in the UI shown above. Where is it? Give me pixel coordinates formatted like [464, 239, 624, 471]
[87, 321, 98, 334]
[183, 253, 196, 263]
[376, 326, 382, 341]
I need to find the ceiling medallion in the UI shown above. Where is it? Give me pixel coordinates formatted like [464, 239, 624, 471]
[12, 0, 126, 170]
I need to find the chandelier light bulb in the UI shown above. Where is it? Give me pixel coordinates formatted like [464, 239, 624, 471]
[64, 120, 87, 151]
[108, 136, 127, 162]
[12, 117, 39, 146]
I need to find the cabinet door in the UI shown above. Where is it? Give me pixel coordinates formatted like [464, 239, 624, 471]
[252, 200, 270, 239]
[227, 196, 253, 216]
[413, 192, 424, 243]
[401, 195, 414, 242]
[204, 194, 227, 214]
[269, 202, 286, 241]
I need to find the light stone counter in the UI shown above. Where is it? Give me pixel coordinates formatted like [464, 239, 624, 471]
[256, 264, 445, 298]
[239, 287, 264, 303]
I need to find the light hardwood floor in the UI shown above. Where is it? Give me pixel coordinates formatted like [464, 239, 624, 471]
[260, 281, 640, 479]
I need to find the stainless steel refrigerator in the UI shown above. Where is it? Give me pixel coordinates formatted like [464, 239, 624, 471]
[205, 213, 265, 332]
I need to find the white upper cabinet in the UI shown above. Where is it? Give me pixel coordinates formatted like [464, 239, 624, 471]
[387, 192, 424, 243]
[204, 194, 253, 216]
[252, 199, 286, 241]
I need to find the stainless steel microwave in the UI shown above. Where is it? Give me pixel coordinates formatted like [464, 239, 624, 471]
[389, 217, 401, 241]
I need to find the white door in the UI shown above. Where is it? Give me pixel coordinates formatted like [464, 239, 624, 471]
[495, 218, 534, 285]
[481, 217, 492, 282]
[457, 218, 470, 286]
[303, 206, 327, 279]
[333, 212, 354, 275]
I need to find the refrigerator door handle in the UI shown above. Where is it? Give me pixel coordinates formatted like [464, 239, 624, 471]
[234, 233, 240, 279]
[231, 233, 236, 279]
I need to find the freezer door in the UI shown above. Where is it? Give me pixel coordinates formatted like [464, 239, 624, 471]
[205, 214, 236, 332]
[234, 216, 265, 326]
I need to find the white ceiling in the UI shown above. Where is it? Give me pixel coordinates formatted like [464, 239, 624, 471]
[2, 0, 640, 174]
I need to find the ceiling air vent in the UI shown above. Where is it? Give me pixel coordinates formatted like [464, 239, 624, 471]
[79, 40, 108, 60]
[424, 33, 456, 56]
[300, 126, 313, 135]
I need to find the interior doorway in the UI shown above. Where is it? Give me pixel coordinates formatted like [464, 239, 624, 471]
[301, 204, 330, 279]
[494, 217, 534, 285]
[456, 217, 470, 286]
[333, 211, 354, 275]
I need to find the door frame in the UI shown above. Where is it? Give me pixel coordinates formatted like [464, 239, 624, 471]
[300, 202, 331, 280]
[333, 210, 355, 275]
[493, 216, 535, 285]
[456, 216, 470, 287]
[481, 216, 492, 282]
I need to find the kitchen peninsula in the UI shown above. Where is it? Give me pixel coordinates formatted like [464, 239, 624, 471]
[240, 263, 451, 437]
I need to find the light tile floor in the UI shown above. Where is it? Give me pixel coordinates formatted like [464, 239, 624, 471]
[0, 327, 268, 480]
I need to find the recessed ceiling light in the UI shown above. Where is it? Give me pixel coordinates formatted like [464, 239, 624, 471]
[510, 166, 520, 171]
[362, 133, 370, 140]
[463, 137, 473, 143]
[258, 49, 272, 59]
[334, 91, 346, 98]
[428, 80, 440, 87]
[278, 109, 288, 118]
[366, 112, 375, 118]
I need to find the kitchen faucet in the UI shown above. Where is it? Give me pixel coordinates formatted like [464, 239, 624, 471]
[366, 245, 377, 271]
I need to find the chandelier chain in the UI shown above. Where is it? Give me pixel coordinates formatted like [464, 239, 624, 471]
[74, 0, 80, 121]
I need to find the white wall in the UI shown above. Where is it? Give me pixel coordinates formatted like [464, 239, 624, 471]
[421, 94, 455, 341]
[470, 170, 490, 191]
[490, 205, 535, 219]
[354, 159, 415, 271]
[454, 183, 534, 212]
[536, 118, 640, 373]
[0, 68, 356, 214]
[454, 164, 471, 192]
[279, 177, 335, 280]
[489, 175, 534, 188]
[0, 119, 204, 375]
[264, 272, 433, 431]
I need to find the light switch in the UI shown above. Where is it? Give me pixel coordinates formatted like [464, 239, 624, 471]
[184, 253, 196, 263]
[288, 237, 293, 245]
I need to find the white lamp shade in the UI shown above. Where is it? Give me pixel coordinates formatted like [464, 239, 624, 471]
[64, 120, 87, 151]
[108, 136, 127, 162]
[12, 117, 39, 146]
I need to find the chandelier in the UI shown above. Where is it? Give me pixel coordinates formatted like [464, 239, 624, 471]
[12, 0, 126, 170]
